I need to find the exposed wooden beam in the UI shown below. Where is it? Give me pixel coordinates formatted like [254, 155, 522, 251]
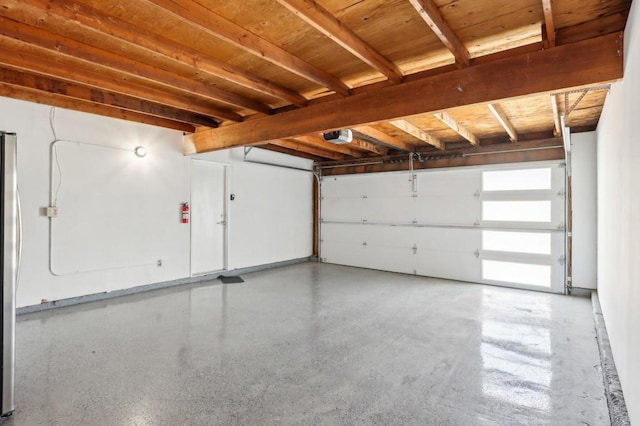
[270, 139, 346, 160]
[321, 138, 565, 176]
[0, 14, 265, 117]
[487, 103, 518, 142]
[0, 82, 195, 133]
[144, 0, 351, 97]
[389, 119, 444, 150]
[0, 40, 234, 123]
[185, 32, 623, 154]
[0, 66, 219, 127]
[13, 0, 308, 107]
[293, 135, 364, 158]
[350, 138, 389, 156]
[352, 126, 414, 151]
[542, 0, 557, 48]
[556, 12, 628, 45]
[434, 111, 479, 146]
[551, 94, 562, 137]
[263, 144, 324, 161]
[408, 0, 470, 68]
[275, 0, 403, 83]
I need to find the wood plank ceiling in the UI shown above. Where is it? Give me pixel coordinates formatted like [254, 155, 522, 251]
[0, 0, 631, 167]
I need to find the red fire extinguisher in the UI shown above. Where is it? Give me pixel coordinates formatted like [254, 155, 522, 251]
[181, 202, 190, 224]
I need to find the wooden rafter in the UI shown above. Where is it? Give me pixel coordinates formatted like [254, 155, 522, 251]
[389, 119, 444, 150]
[352, 126, 414, 151]
[0, 82, 195, 133]
[13, 0, 308, 107]
[487, 104, 518, 142]
[264, 144, 323, 161]
[185, 32, 623, 154]
[270, 139, 346, 160]
[0, 66, 220, 127]
[542, 0, 557, 48]
[350, 138, 389, 156]
[275, 0, 403, 83]
[143, 0, 351, 97]
[321, 138, 565, 176]
[551, 94, 562, 136]
[0, 41, 239, 123]
[434, 112, 479, 146]
[293, 135, 364, 158]
[0, 15, 264, 118]
[408, 0, 470, 68]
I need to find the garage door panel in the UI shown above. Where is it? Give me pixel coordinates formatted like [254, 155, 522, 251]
[320, 161, 566, 293]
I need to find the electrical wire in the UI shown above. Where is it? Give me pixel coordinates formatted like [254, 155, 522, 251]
[49, 107, 63, 206]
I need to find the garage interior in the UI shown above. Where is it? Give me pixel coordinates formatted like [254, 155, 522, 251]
[0, 0, 638, 424]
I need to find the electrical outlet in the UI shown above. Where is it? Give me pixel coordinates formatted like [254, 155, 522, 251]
[46, 206, 59, 218]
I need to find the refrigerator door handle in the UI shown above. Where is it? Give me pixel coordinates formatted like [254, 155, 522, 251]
[16, 190, 21, 286]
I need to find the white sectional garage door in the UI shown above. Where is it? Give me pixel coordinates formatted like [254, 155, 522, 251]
[320, 161, 566, 293]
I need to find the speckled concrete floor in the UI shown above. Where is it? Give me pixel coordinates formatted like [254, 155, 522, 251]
[5, 263, 608, 425]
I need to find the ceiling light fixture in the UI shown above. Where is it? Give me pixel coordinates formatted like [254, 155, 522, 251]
[134, 146, 147, 157]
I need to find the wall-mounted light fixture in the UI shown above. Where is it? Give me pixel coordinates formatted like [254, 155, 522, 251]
[134, 146, 147, 158]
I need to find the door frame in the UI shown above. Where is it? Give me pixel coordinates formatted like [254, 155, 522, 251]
[189, 159, 230, 277]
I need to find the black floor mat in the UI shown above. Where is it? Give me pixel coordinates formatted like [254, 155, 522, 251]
[220, 275, 244, 284]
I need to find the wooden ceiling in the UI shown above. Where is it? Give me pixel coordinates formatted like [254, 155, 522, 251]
[0, 0, 630, 164]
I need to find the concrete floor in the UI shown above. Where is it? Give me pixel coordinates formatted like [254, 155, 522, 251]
[5, 263, 608, 425]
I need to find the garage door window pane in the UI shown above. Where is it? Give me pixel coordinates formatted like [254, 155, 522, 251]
[482, 231, 551, 255]
[483, 201, 551, 222]
[482, 260, 551, 287]
[483, 168, 552, 191]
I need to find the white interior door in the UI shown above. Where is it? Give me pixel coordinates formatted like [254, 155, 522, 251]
[191, 160, 227, 276]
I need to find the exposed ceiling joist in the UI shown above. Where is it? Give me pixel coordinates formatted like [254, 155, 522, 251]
[551, 94, 562, 136]
[276, 0, 403, 83]
[487, 104, 518, 142]
[185, 32, 623, 154]
[389, 119, 444, 150]
[0, 81, 195, 133]
[352, 126, 414, 151]
[0, 15, 257, 119]
[0, 42, 234, 123]
[293, 135, 365, 158]
[408, 0, 470, 68]
[349, 138, 389, 156]
[271, 139, 346, 160]
[144, 0, 351, 97]
[14, 0, 308, 107]
[542, 0, 557, 48]
[434, 111, 478, 146]
[0, 66, 220, 127]
[321, 138, 565, 176]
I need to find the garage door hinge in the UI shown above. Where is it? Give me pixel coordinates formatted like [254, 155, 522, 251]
[474, 249, 480, 258]
[362, 219, 368, 223]
[362, 195, 368, 199]
[412, 244, 417, 254]
[362, 242, 367, 247]
[412, 219, 418, 224]
[474, 190, 480, 199]
[558, 255, 566, 265]
[474, 220, 480, 226]
[558, 190, 566, 196]
[557, 223, 565, 230]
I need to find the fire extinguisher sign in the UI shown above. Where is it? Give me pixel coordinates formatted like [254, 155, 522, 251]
[181, 202, 190, 224]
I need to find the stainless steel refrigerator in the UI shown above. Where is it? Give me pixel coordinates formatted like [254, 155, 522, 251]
[0, 131, 17, 417]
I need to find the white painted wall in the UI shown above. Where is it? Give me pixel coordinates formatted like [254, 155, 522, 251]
[0, 97, 313, 308]
[570, 132, 597, 289]
[596, 0, 640, 422]
[195, 148, 313, 270]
